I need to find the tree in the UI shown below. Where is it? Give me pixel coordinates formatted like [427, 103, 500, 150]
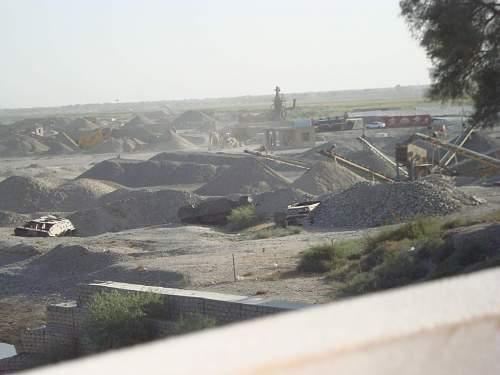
[400, 0, 500, 127]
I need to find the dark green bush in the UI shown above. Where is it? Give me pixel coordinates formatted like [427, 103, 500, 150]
[226, 205, 257, 232]
[83, 291, 165, 352]
[297, 243, 338, 273]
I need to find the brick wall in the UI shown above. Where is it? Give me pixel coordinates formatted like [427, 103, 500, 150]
[1, 281, 310, 373]
[78, 281, 310, 324]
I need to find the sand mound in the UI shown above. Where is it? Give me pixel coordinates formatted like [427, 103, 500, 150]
[0, 244, 41, 266]
[124, 114, 156, 127]
[150, 152, 304, 172]
[293, 161, 365, 195]
[0, 176, 59, 213]
[49, 178, 118, 211]
[69, 189, 199, 236]
[172, 110, 215, 129]
[46, 141, 76, 155]
[31, 245, 120, 276]
[195, 158, 291, 196]
[151, 130, 196, 151]
[0, 134, 50, 157]
[0, 211, 30, 226]
[151, 152, 245, 166]
[79, 158, 220, 187]
[312, 180, 478, 229]
[0, 176, 118, 213]
[252, 188, 311, 218]
[89, 137, 145, 154]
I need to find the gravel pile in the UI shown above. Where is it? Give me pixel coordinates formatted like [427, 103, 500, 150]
[292, 161, 365, 195]
[69, 189, 199, 236]
[0, 176, 118, 213]
[195, 157, 291, 196]
[312, 180, 476, 229]
[31, 244, 121, 276]
[79, 158, 221, 187]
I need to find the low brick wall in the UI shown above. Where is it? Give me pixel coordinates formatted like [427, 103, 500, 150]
[77, 281, 311, 324]
[0, 354, 45, 374]
[2, 282, 311, 373]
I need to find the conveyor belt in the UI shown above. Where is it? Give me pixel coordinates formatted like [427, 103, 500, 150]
[357, 136, 408, 177]
[439, 126, 475, 166]
[318, 150, 395, 183]
[243, 149, 311, 170]
[414, 133, 500, 170]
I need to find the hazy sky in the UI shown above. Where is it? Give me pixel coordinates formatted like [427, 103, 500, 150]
[0, 0, 431, 108]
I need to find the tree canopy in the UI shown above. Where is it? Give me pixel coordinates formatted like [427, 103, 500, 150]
[400, 0, 499, 127]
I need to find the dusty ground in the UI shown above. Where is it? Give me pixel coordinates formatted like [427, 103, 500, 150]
[0, 125, 499, 345]
[0, 222, 365, 343]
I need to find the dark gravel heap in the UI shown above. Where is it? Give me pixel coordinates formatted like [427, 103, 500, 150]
[79, 158, 221, 187]
[312, 180, 477, 229]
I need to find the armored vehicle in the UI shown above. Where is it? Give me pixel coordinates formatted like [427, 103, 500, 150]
[14, 215, 75, 237]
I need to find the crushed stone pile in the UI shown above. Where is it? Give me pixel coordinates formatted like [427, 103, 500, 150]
[69, 189, 200, 236]
[312, 180, 478, 229]
[195, 157, 291, 196]
[30, 244, 121, 276]
[252, 188, 311, 218]
[0, 176, 118, 213]
[292, 161, 365, 195]
[79, 158, 221, 187]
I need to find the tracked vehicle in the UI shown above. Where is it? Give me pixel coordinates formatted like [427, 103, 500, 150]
[14, 215, 75, 237]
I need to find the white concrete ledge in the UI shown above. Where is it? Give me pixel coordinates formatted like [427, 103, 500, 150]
[26, 268, 500, 375]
